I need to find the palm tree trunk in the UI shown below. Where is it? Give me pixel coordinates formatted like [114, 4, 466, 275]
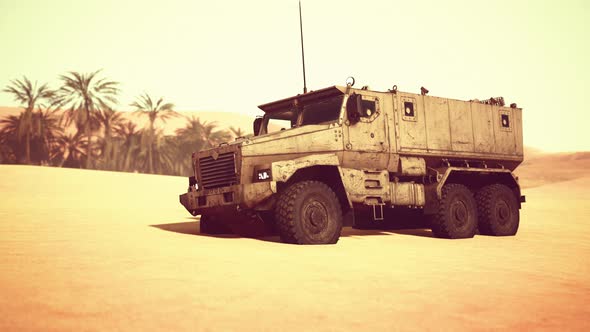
[59, 148, 70, 167]
[24, 106, 33, 164]
[85, 107, 92, 169]
[148, 119, 155, 174]
[24, 131, 31, 164]
[104, 125, 111, 170]
[106, 135, 112, 170]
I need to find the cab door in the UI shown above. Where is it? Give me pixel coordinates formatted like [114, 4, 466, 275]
[343, 93, 390, 170]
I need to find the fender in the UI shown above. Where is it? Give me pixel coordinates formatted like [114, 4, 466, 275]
[436, 167, 523, 206]
[270, 153, 352, 207]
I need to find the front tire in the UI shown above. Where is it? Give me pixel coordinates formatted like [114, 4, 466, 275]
[431, 184, 478, 239]
[275, 181, 343, 244]
[476, 184, 519, 236]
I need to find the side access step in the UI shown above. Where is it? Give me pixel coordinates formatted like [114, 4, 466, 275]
[372, 203, 385, 221]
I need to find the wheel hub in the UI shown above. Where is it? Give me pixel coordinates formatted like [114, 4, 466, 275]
[303, 201, 328, 234]
[496, 201, 510, 225]
[451, 201, 468, 227]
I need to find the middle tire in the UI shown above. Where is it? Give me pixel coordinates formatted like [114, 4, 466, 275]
[431, 183, 478, 239]
[275, 181, 343, 244]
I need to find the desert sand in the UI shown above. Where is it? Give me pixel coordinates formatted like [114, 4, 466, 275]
[1, 164, 589, 331]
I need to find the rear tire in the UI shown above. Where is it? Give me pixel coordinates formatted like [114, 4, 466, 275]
[431, 184, 478, 239]
[199, 214, 232, 235]
[275, 181, 343, 244]
[476, 184, 519, 236]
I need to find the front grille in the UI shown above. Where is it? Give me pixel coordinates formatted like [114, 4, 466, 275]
[199, 152, 238, 189]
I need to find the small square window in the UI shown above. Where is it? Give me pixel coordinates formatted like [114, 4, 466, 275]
[404, 102, 415, 117]
[501, 114, 510, 128]
[361, 100, 376, 117]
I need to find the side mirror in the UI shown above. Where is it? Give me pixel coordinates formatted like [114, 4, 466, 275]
[346, 93, 362, 125]
[253, 117, 263, 136]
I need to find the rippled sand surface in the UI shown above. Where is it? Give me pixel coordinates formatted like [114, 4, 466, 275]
[1, 165, 588, 331]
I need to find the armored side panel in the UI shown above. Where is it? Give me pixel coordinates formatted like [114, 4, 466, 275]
[342, 90, 393, 171]
[391, 92, 523, 171]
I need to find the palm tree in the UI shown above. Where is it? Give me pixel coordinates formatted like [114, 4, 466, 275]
[176, 116, 229, 149]
[51, 131, 87, 168]
[174, 116, 232, 176]
[175, 116, 208, 176]
[131, 93, 176, 173]
[0, 144, 14, 164]
[208, 128, 232, 147]
[0, 114, 23, 163]
[175, 115, 209, 151]
[30, 109, 63, 165]
[230, 126, 245, 138]
[54, 70, 119, 169]
[94, 108, 124, 170]
[0, 109, 62, 165]
[137, 128, 176, 175]
[3, 76, 55, 164]
[114, 121, 142, 172]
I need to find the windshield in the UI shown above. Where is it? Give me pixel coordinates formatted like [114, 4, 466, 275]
[263, 109, 298, 134]
[259, 95, 344, 135]
[300, 96, 344, 125]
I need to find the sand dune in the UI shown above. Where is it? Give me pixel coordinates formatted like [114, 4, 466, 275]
[515, 151, 590, 188]
[0, 165, 589, 331]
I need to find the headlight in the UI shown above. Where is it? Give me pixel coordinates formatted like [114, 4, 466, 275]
[254, 169, 272, 182]
[188, 176, 199, 191]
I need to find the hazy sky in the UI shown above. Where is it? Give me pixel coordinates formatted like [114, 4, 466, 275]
[1, 0, 589, 151]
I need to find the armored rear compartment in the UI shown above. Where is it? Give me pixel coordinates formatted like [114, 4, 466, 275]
[392, 91, 523, 170]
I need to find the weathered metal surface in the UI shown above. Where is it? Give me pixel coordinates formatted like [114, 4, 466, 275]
[396, 93, 427, 150]
[399, 156, 426, 176]
[240, 125, 344, 184]
[340, 168, 389, 204]
[423, 96, 452, 151]
[240, 182, 275, 209]
[390, 183, 425, 206]
[448, 99, 475, 152]
[472, 103, 496, 153]
[270, 153, 340, 182]
[342, 91, 391, 171]
[393, 92, 523, 161]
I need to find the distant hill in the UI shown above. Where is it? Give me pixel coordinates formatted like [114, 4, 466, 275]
[515, 151, 590, 189]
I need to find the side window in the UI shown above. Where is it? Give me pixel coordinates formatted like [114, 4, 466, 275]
[358, 96, 380, 123]
[360, 100, 376, 118]
[268, 118, 292, 132]
[402, 97, 417, 122]
[404, 102, 414, 117]
[499, 110, 512, 131]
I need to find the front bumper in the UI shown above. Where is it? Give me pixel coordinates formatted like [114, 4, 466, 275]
[179, 181, 276, 215]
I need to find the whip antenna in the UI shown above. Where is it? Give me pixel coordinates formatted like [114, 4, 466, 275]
[299, 0, 307, 93]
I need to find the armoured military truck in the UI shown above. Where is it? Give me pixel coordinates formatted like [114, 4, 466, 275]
[180, 82, 525, 244]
